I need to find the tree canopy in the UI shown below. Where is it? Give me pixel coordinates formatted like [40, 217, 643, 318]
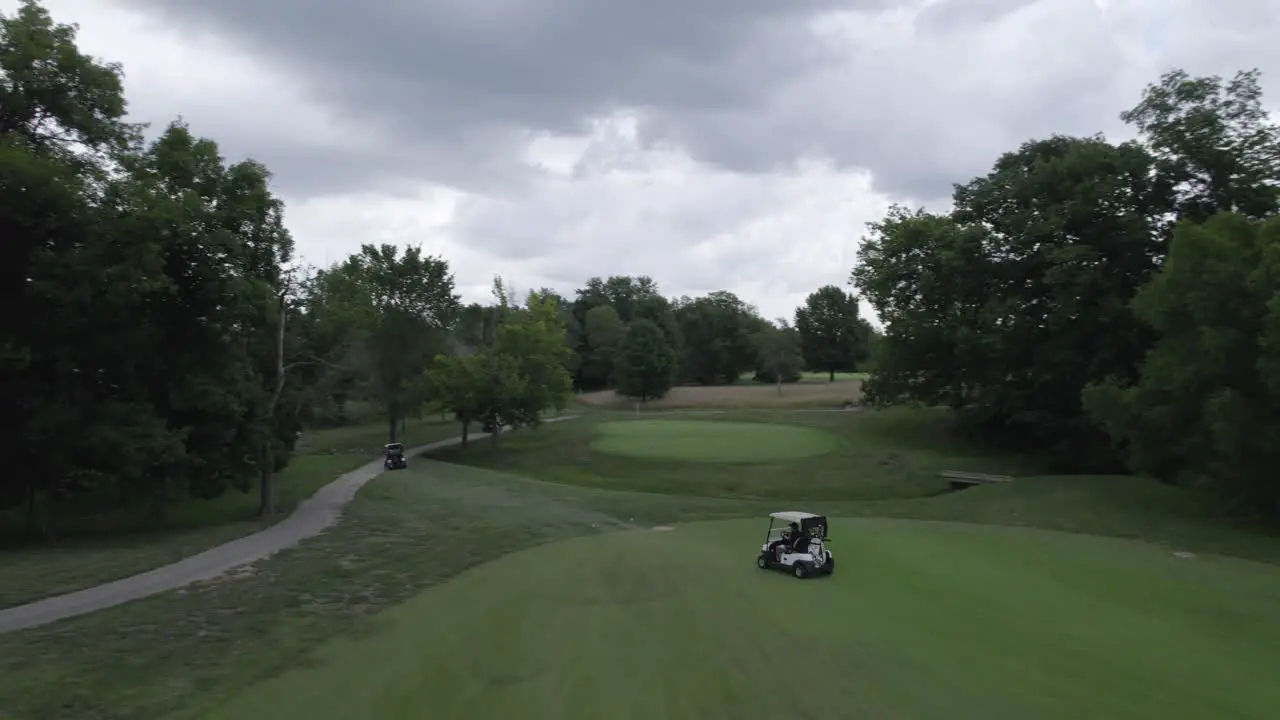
[8, 0, 1280, 542]
[852, 65, 1280, 513]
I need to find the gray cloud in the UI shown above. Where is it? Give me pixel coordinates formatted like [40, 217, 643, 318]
[117, 0, 1280, 203]
[118, 0, 858, 184]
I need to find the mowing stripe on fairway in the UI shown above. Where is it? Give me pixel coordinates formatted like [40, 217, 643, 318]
[204, 518, 1280, 720]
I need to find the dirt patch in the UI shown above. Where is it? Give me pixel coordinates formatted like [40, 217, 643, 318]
[652, 526, 675, 532]
[1172, 551, 1196, 559]
[577, 381, 863, 410]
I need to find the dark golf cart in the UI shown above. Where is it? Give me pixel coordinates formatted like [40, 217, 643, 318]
[757, 511, 834, 578]
[383, 442, 407, 470]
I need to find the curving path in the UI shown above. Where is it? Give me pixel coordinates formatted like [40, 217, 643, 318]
[0, 417, 577, 634]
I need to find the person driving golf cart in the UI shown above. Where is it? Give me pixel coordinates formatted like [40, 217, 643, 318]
[768, 521, 801, 558]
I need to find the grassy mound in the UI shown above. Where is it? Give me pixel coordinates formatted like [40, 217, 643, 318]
[431, 409, 1032, 500]
[203, 518, 1280, 719]
[590, 419, 839, 462]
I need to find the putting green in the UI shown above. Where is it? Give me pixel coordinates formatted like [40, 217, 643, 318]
[590, 419, 838, 462]
[206, 519, 1280, 720]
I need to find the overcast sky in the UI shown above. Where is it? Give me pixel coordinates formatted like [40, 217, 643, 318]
[8, 0, 1278, 320]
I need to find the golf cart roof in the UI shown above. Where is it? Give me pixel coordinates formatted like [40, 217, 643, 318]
[384, 442, 404, 450]
[769, 511, 822, 523]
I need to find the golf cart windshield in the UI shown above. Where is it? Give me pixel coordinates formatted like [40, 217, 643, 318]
[384, 443, 404, 455]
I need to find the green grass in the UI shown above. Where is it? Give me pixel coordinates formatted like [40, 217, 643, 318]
[431, 408, 1038, 500]
[4, 409, 1280, 718]
[0, 416, 463, 609]
[203, 518, 1280, 719]
[591, 419, 840, 462]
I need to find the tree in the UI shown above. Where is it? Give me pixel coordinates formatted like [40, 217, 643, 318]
[569, 275, 663, 389]
[673, 291, 759, 385]
[855, 134, 1166, 467]
[1, 1, 306, 533]
[614, 319, 677, 403]
[427, 353, 484, 445]
[851, 207, 997, 411]
[1122, 68, 1280, 225]
[580, 304, 625, 388]
[1084, 213, 1280, 514]
[751, 321, 804, 392]
[322, 244, 460, 443]
[493, 289, 575, 429]
[794, 285, 866, 381]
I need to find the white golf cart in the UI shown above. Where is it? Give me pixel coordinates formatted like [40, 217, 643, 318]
[757, 511, 834, 578]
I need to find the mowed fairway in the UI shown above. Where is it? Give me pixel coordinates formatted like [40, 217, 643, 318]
[205, 518, 1280, 720]
[591, 419, 839, 462]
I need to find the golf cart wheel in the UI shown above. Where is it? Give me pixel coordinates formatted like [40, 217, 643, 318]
[756, 554, 771, 569]
[793, 563, 810, 579]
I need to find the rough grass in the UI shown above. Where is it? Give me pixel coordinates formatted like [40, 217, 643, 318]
[3, 454, 1279, 719]
[203, 519, 1280, 720]
[576, 380, 862, 409]
[0, 416, 462, 609]
[590, 419, 840, 462]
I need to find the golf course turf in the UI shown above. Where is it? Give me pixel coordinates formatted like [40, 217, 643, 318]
[205, 518, 1280, 719]
[590, 419, 840, 462]
[4, 410, 1280, 719]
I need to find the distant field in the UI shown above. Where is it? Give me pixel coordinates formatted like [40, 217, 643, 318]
[799, 371, 869, 383]
[577, 380, 863, 409]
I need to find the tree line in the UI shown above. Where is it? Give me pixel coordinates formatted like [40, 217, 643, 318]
[852, 67, 1280, 517]
[1, 1, 876, 537]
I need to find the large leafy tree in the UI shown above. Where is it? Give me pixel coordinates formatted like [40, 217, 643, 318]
[673, 291, 760, 385]
[794, 285, 866, 381]
[856, 135, 1166, 465]
[614, 318, 677, 403]
[427, 353, 485, 445]
[317, 244, 460, 443]
[569, 275, 662, 389]
[1, 1, 302, 532]
[580, 304, 625, 388]
[491, 288, 575, 431]
[431, 285, 573, 445]
[1122, 68, 1280, 225]
[1085, 213, 1280, 514]
[751, 320, 804, 391]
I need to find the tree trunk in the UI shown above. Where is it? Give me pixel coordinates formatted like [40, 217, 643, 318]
[258, 290, 288, 518]
[828, 368, 835, 382]
[24, 483, 36, 534]
[258, 445, 275, 517]
[461, 419, 469, 446]
[776, 370, 783, 396]
[387, 409, 399, 444]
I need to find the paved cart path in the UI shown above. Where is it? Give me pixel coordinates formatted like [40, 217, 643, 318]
[0, 418, 577, 634]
